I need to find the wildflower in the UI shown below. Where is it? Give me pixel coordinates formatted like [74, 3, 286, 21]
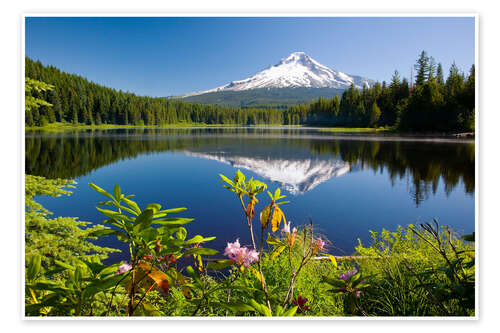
[282, 221, 291, 234]
[356, 290, 362, 297]
[115, 261, 132, 275]
[224, 239, 259, 268]
[314, 237, 326, 251]
[338, 267, 358, 281]
[292, 296, 310, 312]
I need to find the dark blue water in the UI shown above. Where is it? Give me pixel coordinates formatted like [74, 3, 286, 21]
[26, 127, 475, 263]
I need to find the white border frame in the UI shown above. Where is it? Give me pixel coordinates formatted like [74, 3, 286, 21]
[20, 13, 479, 321]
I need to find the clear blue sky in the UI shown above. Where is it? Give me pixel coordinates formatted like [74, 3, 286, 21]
[25, 17, 475, 97]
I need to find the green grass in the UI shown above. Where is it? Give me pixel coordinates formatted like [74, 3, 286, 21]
[26, 122, 394, 133]
[317, 126, 394, 133]
[24, 122, 248, 131]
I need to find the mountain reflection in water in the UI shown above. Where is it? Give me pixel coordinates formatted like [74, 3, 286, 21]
[25, 127, 474, 205]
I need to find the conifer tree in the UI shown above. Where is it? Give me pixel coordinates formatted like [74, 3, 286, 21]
[415, 51, 430, 86]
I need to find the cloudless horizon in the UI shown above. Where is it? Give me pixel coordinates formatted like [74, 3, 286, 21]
[25, 17, 475, 97]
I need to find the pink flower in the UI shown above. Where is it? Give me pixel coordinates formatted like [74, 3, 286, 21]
[115, 261, 132, 275]
[314, 237, 326, 251]
[224, 239, 259, 268]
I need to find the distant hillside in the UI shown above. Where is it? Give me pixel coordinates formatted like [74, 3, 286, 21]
[176, 87, 345, 109]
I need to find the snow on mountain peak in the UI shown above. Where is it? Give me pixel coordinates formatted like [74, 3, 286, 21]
[181, 52, 373, 97]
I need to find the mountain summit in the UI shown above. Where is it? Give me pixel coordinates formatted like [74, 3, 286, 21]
[182, 52, 373, 97]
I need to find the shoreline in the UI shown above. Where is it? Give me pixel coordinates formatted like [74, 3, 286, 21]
[24, 123, 475, 140]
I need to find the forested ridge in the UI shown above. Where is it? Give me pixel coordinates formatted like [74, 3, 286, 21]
[25, 51, 475, 132]
[284, 51, 475, 131]
[25, 57, 284, 127]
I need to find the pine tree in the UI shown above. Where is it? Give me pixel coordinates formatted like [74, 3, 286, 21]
[415, 51, 430, 86]
[436, 63, 444, 86]
[428, 57, 437, 81]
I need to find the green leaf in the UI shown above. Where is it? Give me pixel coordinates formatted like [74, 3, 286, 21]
[96, 207, 133, 221]
[321, 276, 346, 288]
[146, 203, 162, 212]
[159, 207, 187, 214]
[183, 248, 219, 256]
[282, 305, 298, 316]
[249, 299, 272, 316]
[206, 259, 234, 270]
[234, 169, 245, 184]
[274, 188, 281, 200]
[26, 254, 41, 281]
[184, 235, 216, 245]
[140, 228, 158, 243]
[219, 174, 234, 186]
[89, 183, 115, 201]
[154, 217, 194, 226]
[185, 265, 202, 286]
[113, 184, 121, 202]
[122, 197, 141, 215]
[176, 227, 187, 241]
[133, 209, 154, 232]
[223, 302, 255, 313]
[54, 260, 75, 271]
[266, 233, 283, 245]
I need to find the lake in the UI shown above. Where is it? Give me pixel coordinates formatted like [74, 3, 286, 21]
[25, 127, 475, 263]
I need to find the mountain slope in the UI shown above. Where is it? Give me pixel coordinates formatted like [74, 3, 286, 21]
[180, 87, 345, 109]
[181, 52, 374, 98]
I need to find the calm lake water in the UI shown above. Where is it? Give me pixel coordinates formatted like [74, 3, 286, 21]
[25, 127, 475, 263]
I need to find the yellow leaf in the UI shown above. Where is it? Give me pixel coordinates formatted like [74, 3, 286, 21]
[138, 263, 170, 294]
[270, 245, 286, 260]
[271, 206, 286, 232]
[322, 253, 338, 268]
[246, 198, 256, 219]
[248, 266, 265, 288]
[260, 205, 271, 229]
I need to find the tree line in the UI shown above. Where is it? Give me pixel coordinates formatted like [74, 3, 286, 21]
[283, 51, 475, 132]
[25, 57, 284, 127]
[25, 51, 475, 132]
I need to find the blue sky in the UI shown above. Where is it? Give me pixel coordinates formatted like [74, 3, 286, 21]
[25, 17, 475, 97]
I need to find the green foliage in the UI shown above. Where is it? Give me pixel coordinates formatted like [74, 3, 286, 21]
[25, 78, 54, 127]
[89, 182, 219, 316]
[354, 223, 475, 316]
[25, 175, 117, 269]
[25, 77, 54, 112]
[25, 171, 475, 317]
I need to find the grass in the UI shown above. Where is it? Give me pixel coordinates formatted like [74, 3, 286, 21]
[317, 126, 394, 133]
[26, 122, 397, 133]
[24, 122, 299, 131]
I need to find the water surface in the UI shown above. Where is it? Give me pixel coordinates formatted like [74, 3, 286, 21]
[25, 127, 475, 263]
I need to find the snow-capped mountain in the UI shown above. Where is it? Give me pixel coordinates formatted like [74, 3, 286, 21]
[182, 52, 373, 98]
